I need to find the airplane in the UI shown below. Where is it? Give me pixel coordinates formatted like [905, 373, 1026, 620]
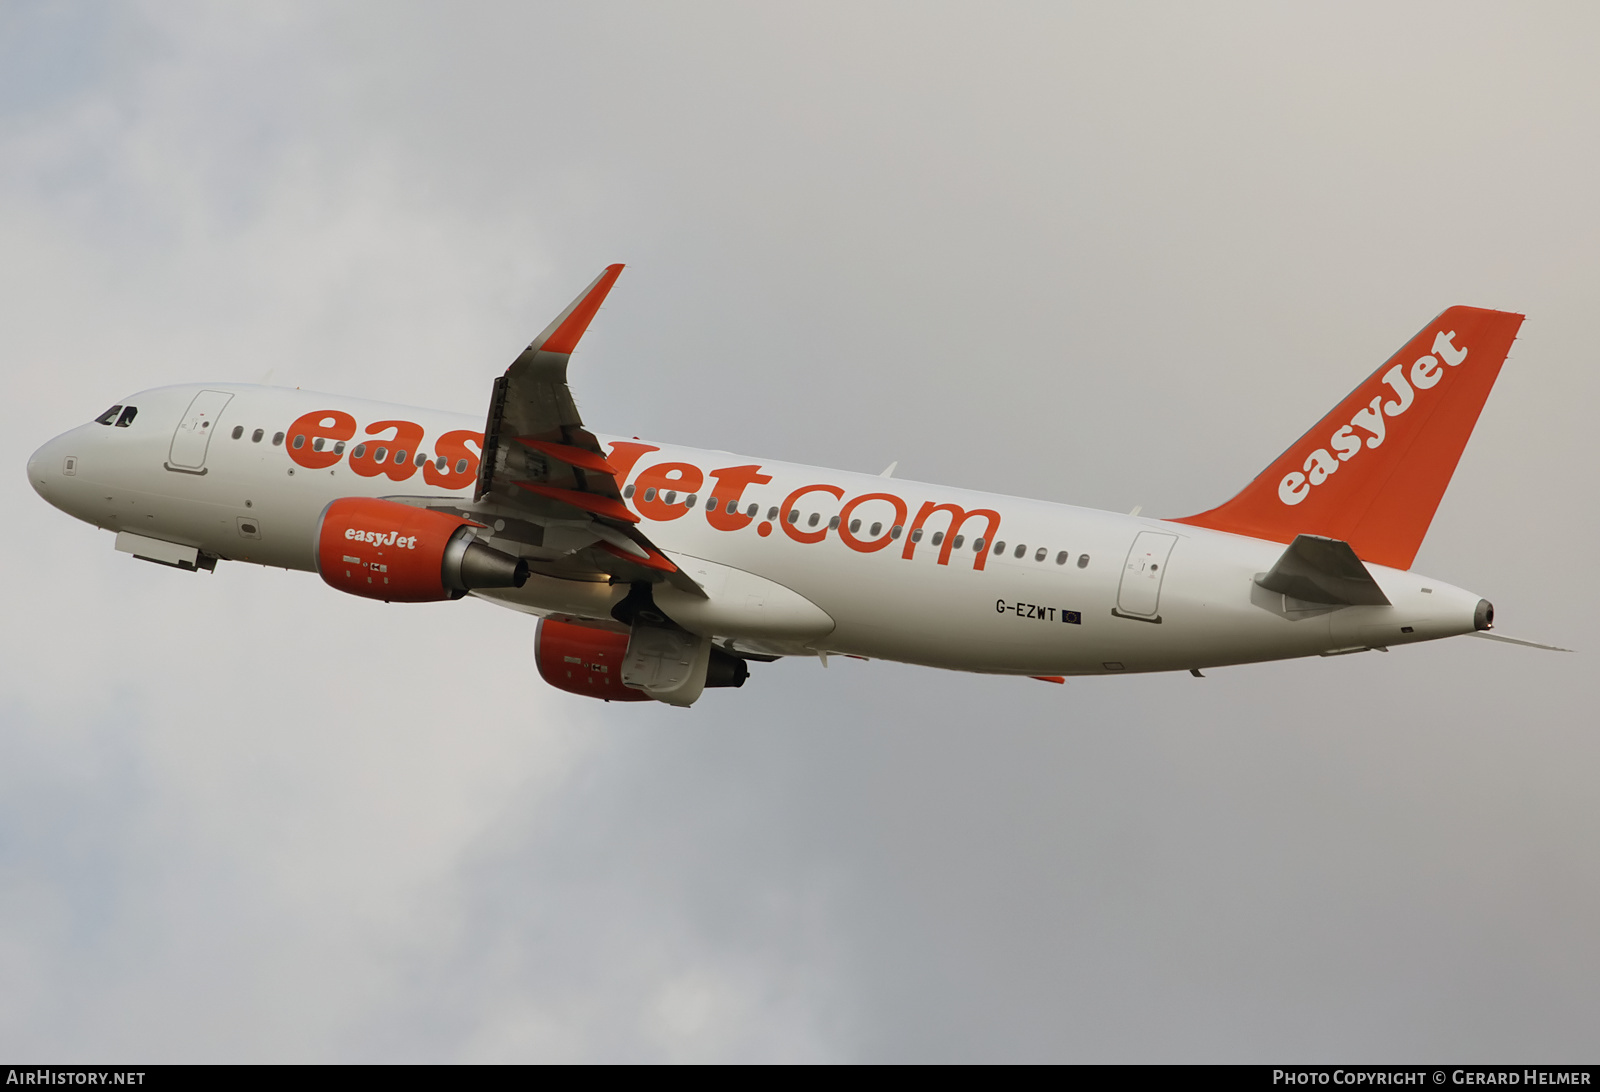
[25, 265, 1567, 707]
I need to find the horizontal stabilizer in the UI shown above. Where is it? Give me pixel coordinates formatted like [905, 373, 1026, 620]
[1255, 534, 1390, 606]
[1467, 631, 1573, 652]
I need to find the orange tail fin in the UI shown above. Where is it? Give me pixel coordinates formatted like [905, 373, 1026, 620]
[1171, 306, 1524, 569]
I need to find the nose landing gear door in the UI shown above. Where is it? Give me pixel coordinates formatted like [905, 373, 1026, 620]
[1114, 531, 1177, 622]
[165, 390, 234, 474]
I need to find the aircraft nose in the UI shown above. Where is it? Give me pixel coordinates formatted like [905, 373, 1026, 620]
[27, 442, 47, 497]
[27, 434, 64, 502]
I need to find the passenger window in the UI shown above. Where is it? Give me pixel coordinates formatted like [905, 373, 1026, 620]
[807, 512, 820, 527]
[95, 405, 122, 426]
[415, 453, 426, 466]
[273, 432, 285, 446]
[395, 449, 408, 464]
[931, 531, 944, 546]
[252, 429, 264, 443]
[869, 522, 882, 537]
[973, 537, 985, 552]
[313, 437, 326, 452]
[787, 510, 799, 524]
[644, 487, 657, 502]
[829, 516, 840, 530]
[454, 459, 469, 475]
[292, 435, 306, 449]
[436, 456, 447, 470]
[374, 447, 388, 462]
[352, 444, 366, 458]
[334, 441, 345, 455]
[747, 503, 758, 517]
[766, 507, 779, 520]
[1077, 554, 1090, 568]
[665, 490, 677, 504]
[685, 494, 697, 508]
[1035, 548, 1046, 562]
[1014, 544, 1026, 559]
[624, 484, 636, 498]
[1056, 551, 1068, 565]
[231, 426, 243, 440]
[951, 534, 963, 549]
[115, 406, 137, 427]
[849, 519, 861, 534]
[993, 540, 1005, 555]
[891, 525, 903, 539]
[706, 496, 719, 511]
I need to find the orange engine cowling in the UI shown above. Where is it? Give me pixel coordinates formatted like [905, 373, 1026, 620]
[316, 497, 529, 603]
[535, 618, 651, 702]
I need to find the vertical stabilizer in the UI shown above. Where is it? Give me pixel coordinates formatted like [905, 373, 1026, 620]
[1172, 306, 1523, 569]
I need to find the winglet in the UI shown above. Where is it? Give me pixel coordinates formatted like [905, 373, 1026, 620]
[524, 264, 624, 357]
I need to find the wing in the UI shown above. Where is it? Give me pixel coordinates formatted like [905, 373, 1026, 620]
[396, 265, 702, 596]
[475, 264, 623, 506]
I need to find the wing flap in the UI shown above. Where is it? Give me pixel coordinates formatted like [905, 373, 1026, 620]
[513, 481, 640, 524]
[514, 438, 620, 476]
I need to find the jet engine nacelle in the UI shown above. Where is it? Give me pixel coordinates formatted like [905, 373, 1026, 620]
[316, 497, 529, 603]
[535, 617, 751, 704]
[535, 618, 652, 702]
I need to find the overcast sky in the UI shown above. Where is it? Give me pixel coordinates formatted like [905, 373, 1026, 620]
[2, 1, 1597, 1062]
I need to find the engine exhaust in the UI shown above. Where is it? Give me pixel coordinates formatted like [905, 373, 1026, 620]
[443, 528, 530, 593]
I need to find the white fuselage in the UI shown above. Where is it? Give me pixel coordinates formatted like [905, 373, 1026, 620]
[28, 383, 1487, 677]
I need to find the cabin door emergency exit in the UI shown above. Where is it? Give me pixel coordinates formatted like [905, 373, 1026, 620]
[166, 390, 233, 473]
[1116, 531, 1178, 621]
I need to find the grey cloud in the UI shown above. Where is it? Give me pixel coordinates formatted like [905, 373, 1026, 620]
[0, 0, 1595, 1061]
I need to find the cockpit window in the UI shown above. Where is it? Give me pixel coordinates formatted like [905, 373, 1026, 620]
[95, 405, 122, 426]
[115, 406, 137, 427]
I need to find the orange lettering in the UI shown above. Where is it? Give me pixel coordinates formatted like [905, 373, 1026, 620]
[605, 441, 661, 484]
[905, 501, 1001, 570]
[837, 492, 908, 554]
[780, 484, 844, 544]
[632, 462, 705, 521]
[286, 410, 356, 470]
[423, 430, 482, 490]
[706, 465, 773, 531]
[351, 419, 425, 481]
